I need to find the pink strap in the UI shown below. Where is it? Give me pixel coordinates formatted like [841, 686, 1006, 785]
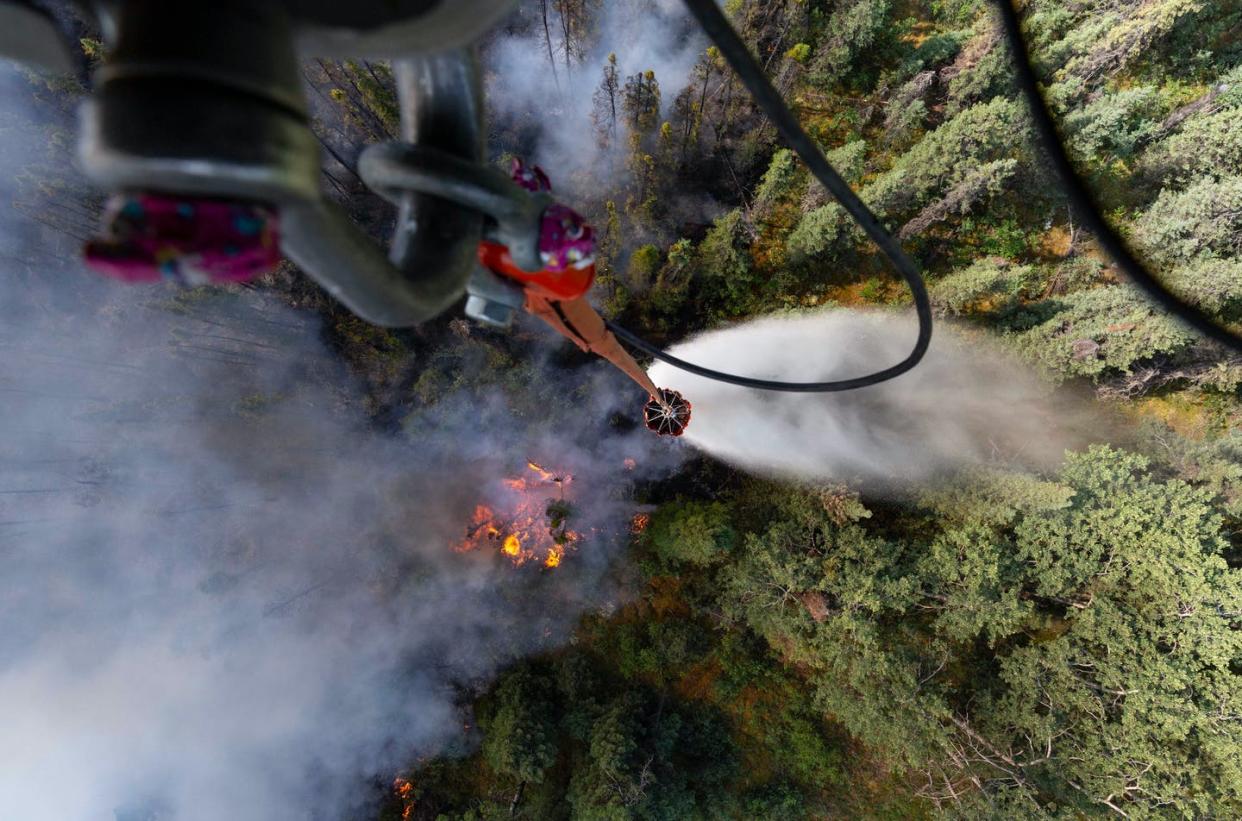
[508, 158, 595, 272]
[85, 194, 281, 285]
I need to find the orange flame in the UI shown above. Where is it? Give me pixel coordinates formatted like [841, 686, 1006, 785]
[393, 777, 415, 821]
[631, 512, 651, 534]
[456, 461, 580, 568]
[527, 460, 556, 481]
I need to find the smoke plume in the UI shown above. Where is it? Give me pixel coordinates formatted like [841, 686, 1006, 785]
[0, 65, 678, 820]
[486, 0, 705, 193]
[649, 309, 1081, 487]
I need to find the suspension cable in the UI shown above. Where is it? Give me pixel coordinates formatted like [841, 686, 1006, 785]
[607, 0, 1241, 393]
[994, 0, 1242, 352]
[603, 0, 934, 393]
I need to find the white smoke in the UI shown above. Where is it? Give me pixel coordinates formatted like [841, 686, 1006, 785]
[485, 0, 705, 190]
[0, 64, 680, 820]
[649, 309, 1078, 486]
[0, 297, 676, 821]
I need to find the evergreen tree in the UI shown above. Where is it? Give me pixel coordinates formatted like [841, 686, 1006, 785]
[480, 668, 558, 785]
[622, 69, 661, 137]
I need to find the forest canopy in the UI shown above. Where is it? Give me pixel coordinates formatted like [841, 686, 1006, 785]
[10, 0, 1238, 818]
[373, 0, 1241, 817]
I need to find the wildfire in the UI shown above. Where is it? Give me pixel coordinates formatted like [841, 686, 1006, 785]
[393, 777, 415, 821]
[528, 460, 558, 480]
[457, 461, 581, 568]
[505, 460, 570, 493]
[456, 504, 501, 550]
[631, 512, 651, 534]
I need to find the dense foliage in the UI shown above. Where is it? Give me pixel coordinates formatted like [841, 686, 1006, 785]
[31, 0, 1238, 817]
[354, 0, 1242, 817]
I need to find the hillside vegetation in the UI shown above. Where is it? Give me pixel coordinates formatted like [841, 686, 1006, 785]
[17, 1, 1239, 817]
[371, 1, 1241, 818]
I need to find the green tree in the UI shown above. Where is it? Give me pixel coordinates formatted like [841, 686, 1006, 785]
[967, 448, 1242, 816]
[808, 0, 893, 85]
[646, 500, 736, 567]
[789, 97, 1029, 259]
[649, 238, 695, 319]
[1136, 175, 1242, 265]
[697, 209, 758, 315]
[626, 244, 663, 291]
[1012, 285, 1195, 380]
[622, 69, 661, 136]
[567, 691, 738, 820]
[480, 668, 558, 785]
[930, 258, 1034, 316]
[1062, 85, 1163, 163]
[1141, 106, 1242, 186]
[754, 148, 799, 208]
[716, 449, 1241, 816]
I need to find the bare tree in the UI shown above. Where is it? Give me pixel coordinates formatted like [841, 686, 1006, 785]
[540, 0, 563, 94]
[591, 53, 621, 149]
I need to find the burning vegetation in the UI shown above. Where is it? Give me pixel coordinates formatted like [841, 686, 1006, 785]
[456, 461, 581, 569]
[392, 776, 415, 820]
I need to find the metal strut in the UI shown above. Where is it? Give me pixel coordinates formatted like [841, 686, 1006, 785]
[73, 0, 515, 328]
[283, 47, 495, 326]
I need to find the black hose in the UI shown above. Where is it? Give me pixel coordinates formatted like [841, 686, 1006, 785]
[603, 0, 934, 393]
[995, 0, 1240, 352]
[609, 0, 1241, 393]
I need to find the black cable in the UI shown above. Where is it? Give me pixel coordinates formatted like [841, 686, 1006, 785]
[995, 0, 1242, 352]
[602, 0, 934, 393]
